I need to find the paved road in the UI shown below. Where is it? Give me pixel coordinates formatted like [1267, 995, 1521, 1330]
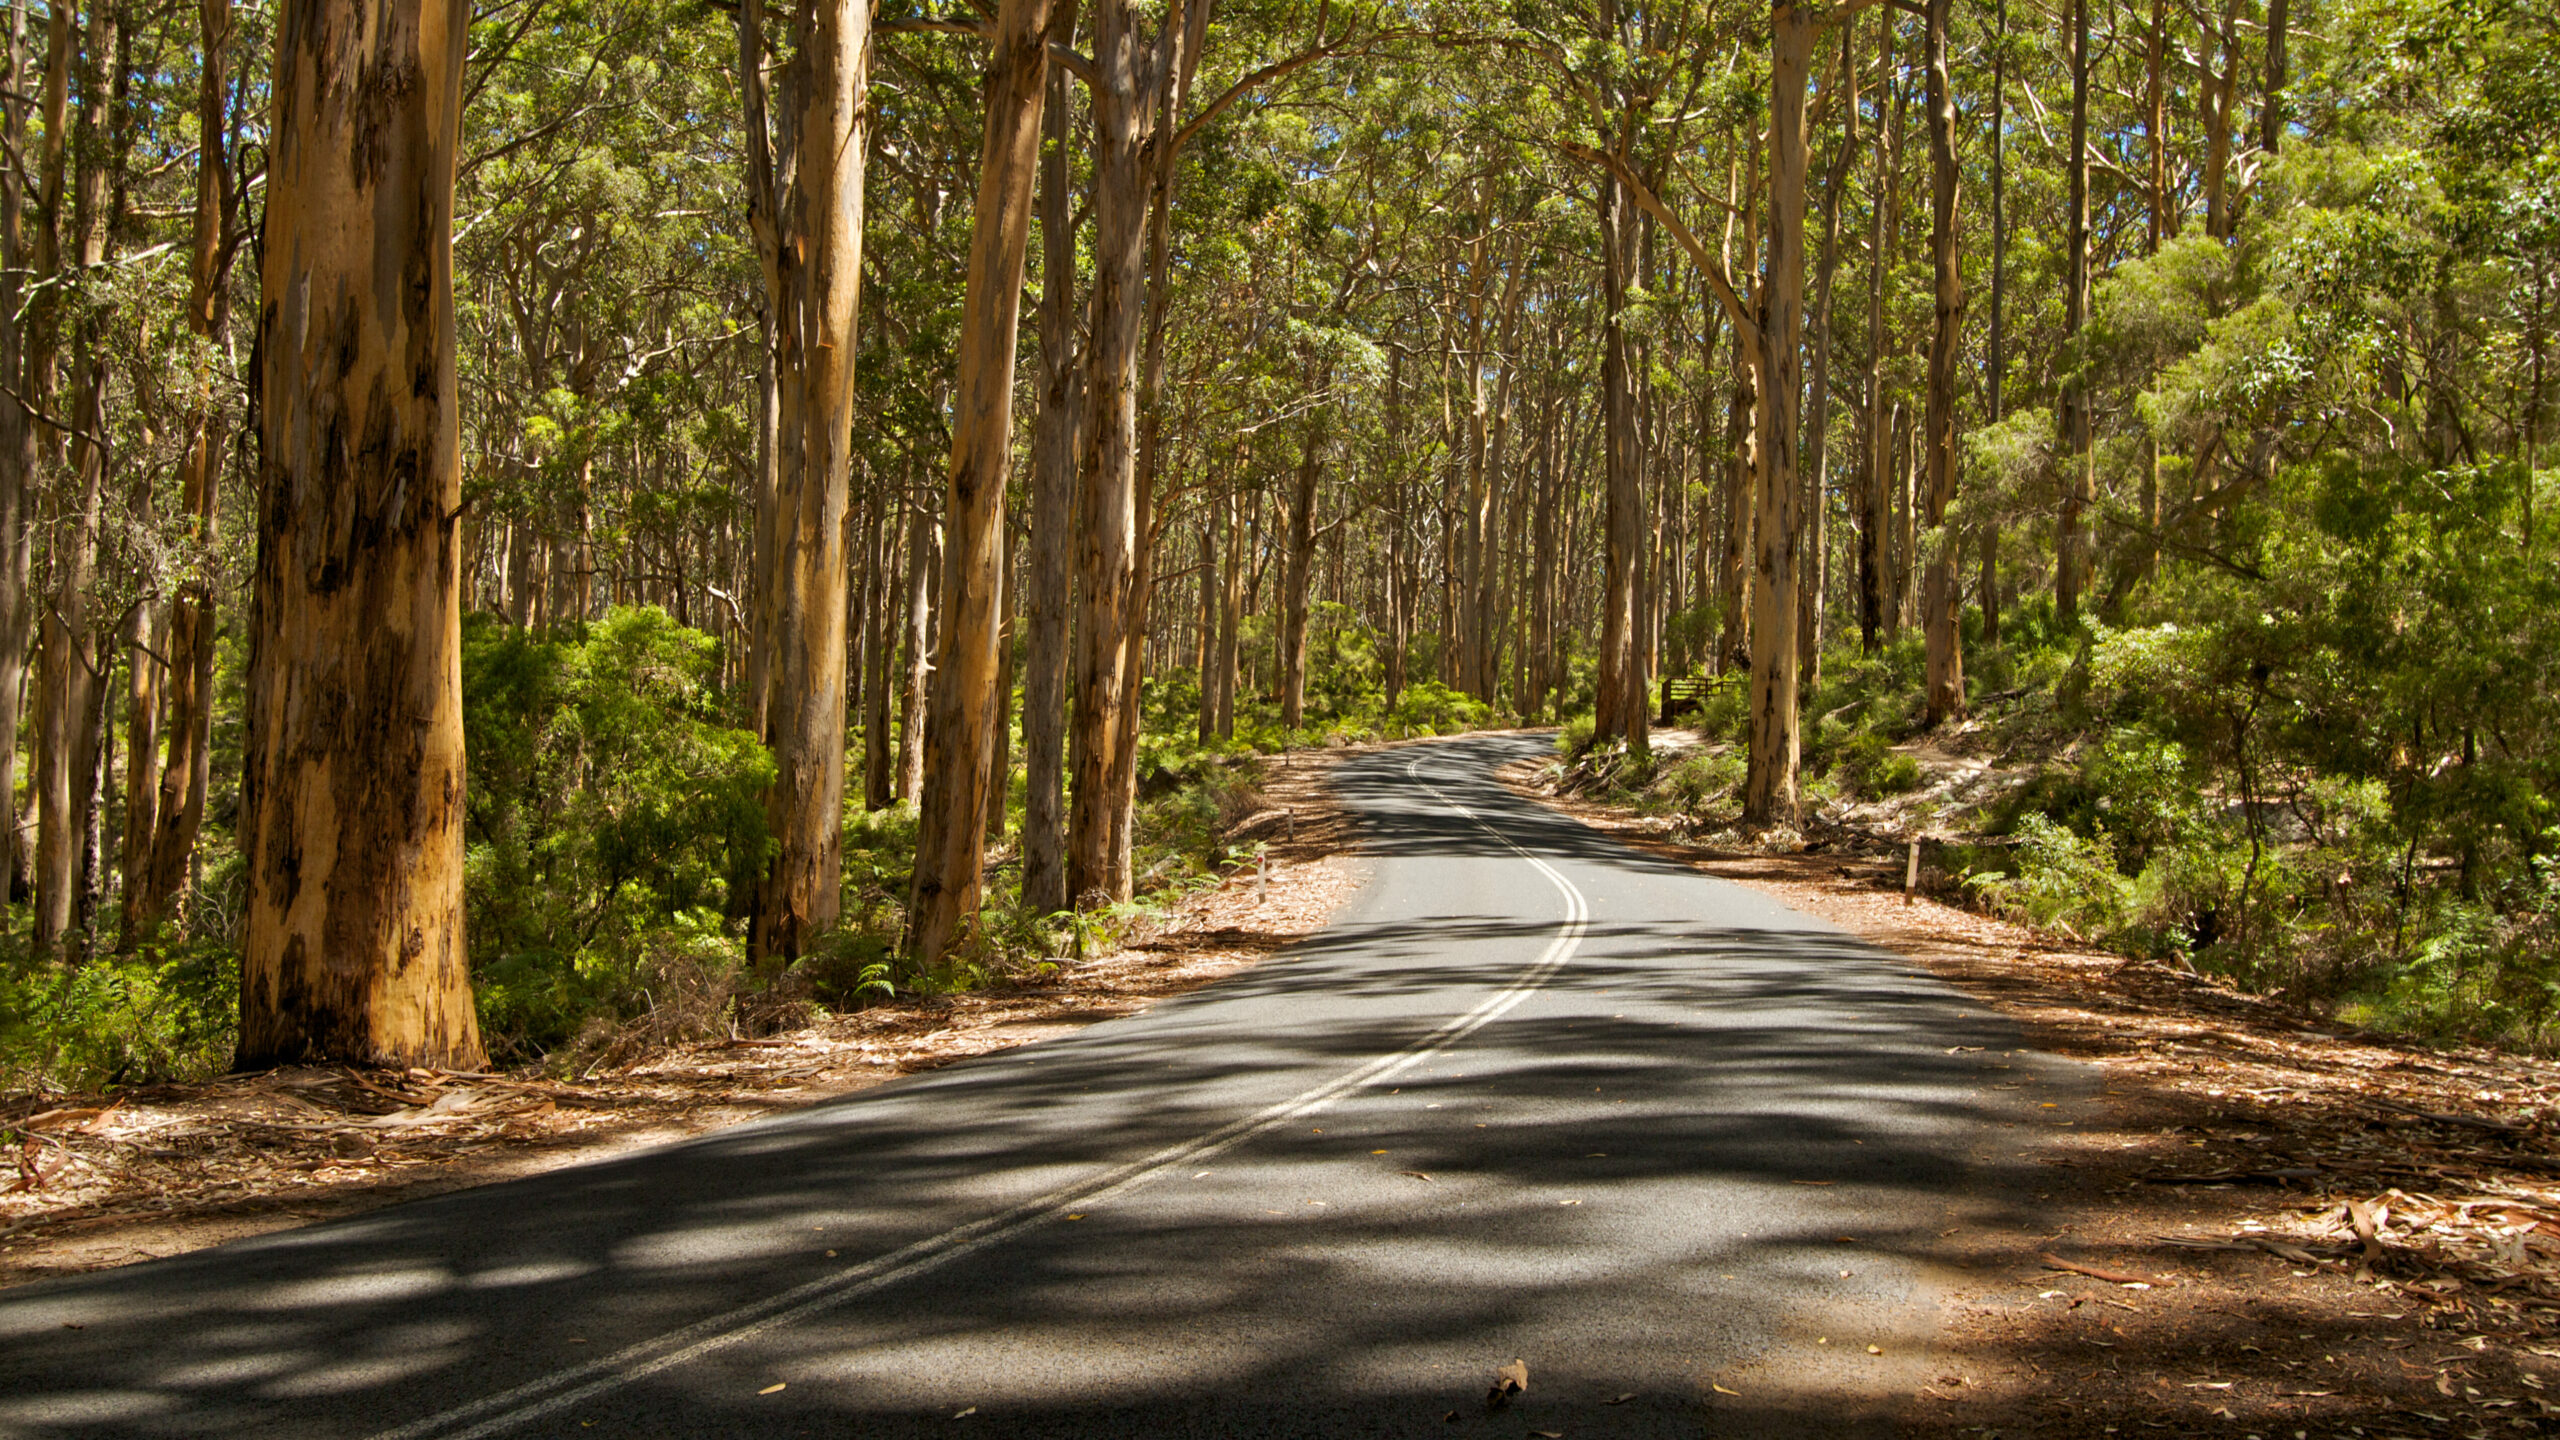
[0, 734, 2080, 1438]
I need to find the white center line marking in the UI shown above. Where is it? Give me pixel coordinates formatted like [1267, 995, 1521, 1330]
[374, 744, 1584, 1440]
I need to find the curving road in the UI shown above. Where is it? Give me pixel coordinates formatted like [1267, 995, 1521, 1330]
[0, 734, 2081, 1438]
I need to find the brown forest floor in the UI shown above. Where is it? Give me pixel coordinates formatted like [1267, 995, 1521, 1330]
[0, 746, 1370, 1293]
[1504, 746, 2560, 1439]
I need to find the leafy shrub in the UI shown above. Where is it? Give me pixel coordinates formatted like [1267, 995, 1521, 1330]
[462, 606, 773, 1060]
[1969, 813, 2135, 939]
[0, 940, 239, 1091]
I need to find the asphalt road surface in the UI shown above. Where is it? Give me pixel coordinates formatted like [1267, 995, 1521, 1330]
[0, 733, 2082, 1439]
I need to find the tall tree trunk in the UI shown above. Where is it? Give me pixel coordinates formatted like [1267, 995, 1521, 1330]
[896, 492, 934, 803]
[1019, 49, 1080, 915]
[2202, 0, 2241, 240]
[909, 0, 1060, 964]
[862, 488, 895, 809]
[33, 0, 114, 957]
[1981, 0, 2007, 646]
[1741, 1, 1815, 825]
[1066, 0, 1158, 905]
[1802, 30, 1858, 691]
[139, 0, 242, 936]
[1919, 0, 1967, 727]
[237, 0, 484, 1067]
[741, 0, 872, 963]
[2055, 0, 2094, 625]
[0, 0, 58, 917]
[1596, 172, 1646, 751]
[2260, 0, 2289, 156]
[1858, 5, 1895, 653]
[1280, 415, 1324, 729]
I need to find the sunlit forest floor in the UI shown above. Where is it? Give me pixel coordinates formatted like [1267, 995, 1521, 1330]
[0, 748, 1370, 1291]
[1511, 750, 2560, 1435]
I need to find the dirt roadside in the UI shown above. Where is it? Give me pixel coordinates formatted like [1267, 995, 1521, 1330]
[1503, 750, 2560, 1439]
[0, 745, 1376, 1293]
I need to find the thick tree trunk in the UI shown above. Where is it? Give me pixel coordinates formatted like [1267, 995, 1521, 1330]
[909, 0, 1059, 964]
[237, 0, 484, 1068]
[1919, 0, 1966, 727]
[0, 0, 48, 911]
[742, 0, 872, 963]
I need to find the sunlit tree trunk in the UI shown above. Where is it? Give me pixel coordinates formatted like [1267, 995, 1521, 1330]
[1017, 58, 1077, 908]
[910, 0, 1061, 963]
[34, 0, 115, 957]
[137, 0, 241, 937]
[236, 0, 484, 1067]
[1982, 0, 2007, 645]
[1741, 0, 1816, 825]
[1801, 28, 1858, 692]
[1858, 6, 1893, 653]
[740, 0, 872, 964]
[0, 0, 57, 912]
[1919, 0, 1967, 727]
[1596, 171, 1646, 751]
[1280, 414, 1324, 729]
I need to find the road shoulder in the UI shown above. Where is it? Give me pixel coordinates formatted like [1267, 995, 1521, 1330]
[1502, 747, 2560, 1437]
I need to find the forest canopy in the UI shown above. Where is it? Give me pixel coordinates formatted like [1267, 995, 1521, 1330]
[0, 0, 2554, 1084]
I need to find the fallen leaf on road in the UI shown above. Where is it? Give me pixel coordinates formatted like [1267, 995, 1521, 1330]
[759, 1383, 786, 1395]
[1402, 1171, 1433, 1181]
[953, 1406, 976, 1418]
[1711, 1383, 1739, 1396]
[1488, 1359, 1529, 1409]
[1605, 1393, 1635, 1404]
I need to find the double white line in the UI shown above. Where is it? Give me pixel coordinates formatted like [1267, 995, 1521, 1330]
[374, 746, 1587, 1440]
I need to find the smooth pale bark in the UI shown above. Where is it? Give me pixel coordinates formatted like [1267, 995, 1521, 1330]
[237, 0, 483, 1067]
[1717, 338, 1755, 674]
[1919, 0, 1966, 727]
[896, 495, 935, 802]
[1280, 416, 1325, 729]
[909, 0, 1060, 964]
[1802, 33, 1858, 689]
[1858, 6, 1894, 652]
[33, 0, 113, 955]
[138, 0, 241, 935]
[1740, 1, 1816, 824]
[741, 0, 871, 964]
[1595, 173, 1646, 752]
[862, 491, 895, 810]
[2055, 0, 2094, 625]
[1003, 56, 1075, 901]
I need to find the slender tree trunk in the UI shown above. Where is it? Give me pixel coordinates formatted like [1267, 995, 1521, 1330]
[1859, 6, 1894, 653]
[1741, 2, 1815, 825]
[237, 0, 483, 1067]
[0, 0, 53, 917]
[1067, 0, 1162, 905]
[1802, 32, 1857, 691]
[1020, 48, 1081, 914]
[1280, 415, 1324, 729]
[909, 0, 1059, 964]
[741, 0, 872, 963]
[138, 0, 241, 936]
[2260, 0, 2289, 156]
[862, 488, 895, 809]
[896, 493, 935, 803]
[1919, 0, 1967, 726]
[34, 0, 113, 957]
[2056, 0, 2094, 625]
[2203, 0, 2241, 240]
[1596, 172, 1647, 751]
[1982, 0, 2007, 645]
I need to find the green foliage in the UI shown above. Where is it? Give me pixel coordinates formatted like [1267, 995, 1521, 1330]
[461, 606, 773, 1060]
[0, 940, 239, 1092]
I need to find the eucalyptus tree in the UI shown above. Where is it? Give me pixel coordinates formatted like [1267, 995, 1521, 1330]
[236, 0, 485, 1068]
